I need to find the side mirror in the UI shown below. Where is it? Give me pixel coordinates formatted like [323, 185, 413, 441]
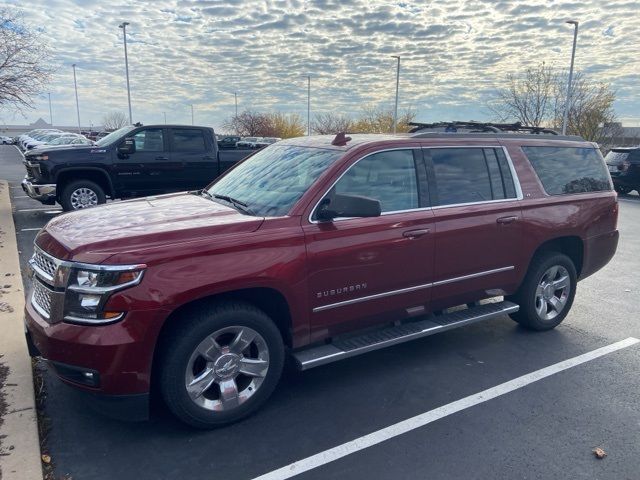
[118, 137, 136, 155]
[316, 194, 381, 221]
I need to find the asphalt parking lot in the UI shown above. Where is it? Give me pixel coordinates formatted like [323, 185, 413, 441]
[2, 144, 640, 480]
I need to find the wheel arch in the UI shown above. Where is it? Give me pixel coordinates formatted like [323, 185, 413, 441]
[528, 235, 584, 278]
[55, 168, 115, 198]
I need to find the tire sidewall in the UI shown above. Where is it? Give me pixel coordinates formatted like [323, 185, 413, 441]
[60, 180, 106, 211]
[518, 253, 577, 330]
[160, 304, 285, 428]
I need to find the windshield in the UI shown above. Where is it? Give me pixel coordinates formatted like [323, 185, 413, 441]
[605, 150, 631, 164]
[95, 125, 135, 147]
[205, 145, 342, 217]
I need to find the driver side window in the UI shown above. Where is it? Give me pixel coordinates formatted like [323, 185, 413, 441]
[132, 129, 164, 152]
[331, 149, 419, 214]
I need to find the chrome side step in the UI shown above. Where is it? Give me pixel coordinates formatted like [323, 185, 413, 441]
[293, 301, 519, 370]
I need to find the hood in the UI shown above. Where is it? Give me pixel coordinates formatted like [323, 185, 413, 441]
[25, 144, 99, 156]
[37, 192, 264, 258]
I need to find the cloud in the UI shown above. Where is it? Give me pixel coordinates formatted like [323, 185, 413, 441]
[3, 0, 639, 129]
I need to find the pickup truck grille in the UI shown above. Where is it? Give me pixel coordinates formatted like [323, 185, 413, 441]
[32, 248, 58, 280]
[25, 164, 39, 178]
[31, 278, 54, 320]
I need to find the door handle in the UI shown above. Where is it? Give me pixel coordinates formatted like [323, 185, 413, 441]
[403, 228, 431, 239]
[155, 156, 169, 161]
[496, 216, 518, 225]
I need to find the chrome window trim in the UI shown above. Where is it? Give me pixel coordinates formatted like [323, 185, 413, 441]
[307, 145, 523, 224]
[313, 266, 514, 313]
[307, 147, 421, 224]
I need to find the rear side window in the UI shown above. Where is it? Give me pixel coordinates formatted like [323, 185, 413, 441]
[605, 150, 634, 165]
[172, 129, 206, 152]
[428, 148, 518, 206]
[522, 147, 611, 195]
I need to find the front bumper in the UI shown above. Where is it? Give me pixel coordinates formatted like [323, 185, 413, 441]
[21, 176, 56, 204]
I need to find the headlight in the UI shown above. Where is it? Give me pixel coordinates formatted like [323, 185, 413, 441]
[28, 154, 48, 161]
[64, 265, 145, 325]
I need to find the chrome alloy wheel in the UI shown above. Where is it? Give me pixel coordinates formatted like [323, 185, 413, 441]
[535, 265, 571, 321]
[70, 187, 98, 209]
[185, 326, 270, 412]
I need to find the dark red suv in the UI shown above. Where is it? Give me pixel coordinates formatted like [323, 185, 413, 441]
[24, 127, 618, 428]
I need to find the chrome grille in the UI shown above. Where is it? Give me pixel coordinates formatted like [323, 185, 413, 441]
[31, 279, 53, 319]
[31, 246, 58, 282]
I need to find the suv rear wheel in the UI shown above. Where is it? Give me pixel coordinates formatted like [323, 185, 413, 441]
[60, 179, 106, 211]
[159, 301, 285, 428]
[509, 252, 577, 330]
[614, 184, 632, 195]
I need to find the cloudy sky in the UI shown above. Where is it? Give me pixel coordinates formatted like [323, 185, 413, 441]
[2, 0, 639, 130]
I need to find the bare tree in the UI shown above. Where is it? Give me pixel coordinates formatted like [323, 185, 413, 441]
[101, 111, 129, 131]
[312, 113, 353, 134]
[224, 110, 270, 136]
[552, 73, 619, 144]
[490, 63, 556, 127]
[0, 9, 52, 112]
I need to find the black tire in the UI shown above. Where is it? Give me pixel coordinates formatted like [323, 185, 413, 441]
[60, 179, 106, 211]
[508, 252, 577, 331]
[614, 184, 632, 195]
[159, 301, 285, 429]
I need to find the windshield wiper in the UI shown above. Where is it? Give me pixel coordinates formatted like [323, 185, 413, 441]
[209, 192, 254, 215]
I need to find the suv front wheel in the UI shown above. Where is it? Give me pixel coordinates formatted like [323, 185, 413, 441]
[60, 180, 106, 211]
[509, 252, 577, 330]
[159, 301, 285, 428]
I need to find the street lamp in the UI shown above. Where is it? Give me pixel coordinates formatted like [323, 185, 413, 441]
[47, 93, 53, 126]
[307, 76, 311, 136]
[392, 56, 400, 134]
[119, 22, 133, 124]
[234, 92, 239, 135]
[190, 104, 194, 125]
[562, 20, 579, 135]
[72, 64, 81, 133]
[163, 112, 167, 124]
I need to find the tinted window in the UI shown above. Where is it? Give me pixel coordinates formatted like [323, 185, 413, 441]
[207, 145, 341, 217]
[604, 150, 631, 165]
[332, 150, 419, 213]
[522, 147, 611, 195]
[430, 148, 493, 205]
[132, 129, 164, 152]
[172, 129, 206, 152]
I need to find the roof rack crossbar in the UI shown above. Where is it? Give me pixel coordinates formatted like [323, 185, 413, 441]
[408, 121, 559, 135]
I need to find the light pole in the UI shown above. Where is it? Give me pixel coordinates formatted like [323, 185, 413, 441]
[119, 22, 133, 124]
[47, 93, 53, 126]
[307, 75, 311, 136]
[562, 20, 579, 135]
[163, 112, 167, 124]
[190, 104, 194, 125]
[234, 92, 239, 135]
[72, 64, 81, 133]
[392, 55, 401, 134]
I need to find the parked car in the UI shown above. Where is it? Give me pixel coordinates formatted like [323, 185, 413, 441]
[33, 135, 92, 148]
[605, 147, 640, 195]
[255, 137, 281, 148]
[19, 129, 62, 150]
[95, 131, 112, 140]
[218, 136, 241, 149]
[23, 132, 71, 150]
[236, 136, 263, 149]
[1, 135, 12, 144]
[21, 124, 247, 211]
[24, 126, 618, 428]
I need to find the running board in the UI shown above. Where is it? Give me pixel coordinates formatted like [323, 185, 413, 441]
[293, 301, 519, 370]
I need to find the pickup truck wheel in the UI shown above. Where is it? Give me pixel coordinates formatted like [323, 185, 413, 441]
[509, 253, 577, 330]
[159, 302, 285, 429]
[60, 180, 106, 211]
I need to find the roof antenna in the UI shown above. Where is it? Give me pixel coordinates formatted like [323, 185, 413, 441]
[331, 132, 351, 146]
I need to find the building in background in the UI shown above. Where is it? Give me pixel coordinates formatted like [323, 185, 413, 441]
[0, 118, 102, 137]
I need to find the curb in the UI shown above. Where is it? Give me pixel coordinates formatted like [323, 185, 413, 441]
[0, 179, 43, 480]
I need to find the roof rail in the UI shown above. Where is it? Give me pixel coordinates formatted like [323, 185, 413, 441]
[408, 121, 559, 135]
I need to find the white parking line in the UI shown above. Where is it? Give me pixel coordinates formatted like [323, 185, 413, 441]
[252, 337, 640, 480]
[13, 195, 29, 198]
[20, 228, 41, 232]
[17, 208, 61, 213]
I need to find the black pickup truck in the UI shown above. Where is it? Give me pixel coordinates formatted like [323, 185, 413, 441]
[21, 124, 251, 211]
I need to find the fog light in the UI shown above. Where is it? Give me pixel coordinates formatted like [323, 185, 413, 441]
[79, 294, 101, 308]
